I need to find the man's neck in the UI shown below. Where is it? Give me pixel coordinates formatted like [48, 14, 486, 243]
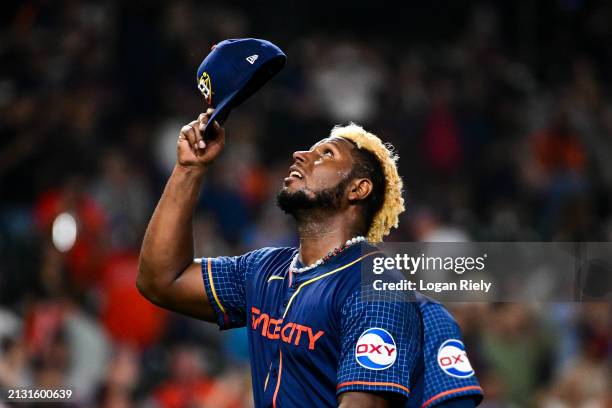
[296, 216, 359, 267]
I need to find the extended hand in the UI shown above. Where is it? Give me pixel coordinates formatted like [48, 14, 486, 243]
[177, 108, 226, 168]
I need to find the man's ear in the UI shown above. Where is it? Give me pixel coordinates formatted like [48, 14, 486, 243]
[347, 178, 373, 203]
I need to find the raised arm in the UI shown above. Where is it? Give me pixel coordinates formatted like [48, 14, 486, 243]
[137, 110, 225, 321]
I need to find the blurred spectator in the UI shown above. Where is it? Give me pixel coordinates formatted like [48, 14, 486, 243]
[423, 79, 464, 176]
[410, 208, 470, 242]
[531, 108, 586, 182]
[0, 335, 29, 389]
[1, 1, 611, 406]
[23, 297, 110, 401]
[34, 176, 108, 291]
[540, 303, 610, 407]
[526, 107, 590, 238]
[481, 304, 555, 406]
[98, 251, 167, 350]
[311, 41, 385, 122]
[91, 149, 153, 251]
[152, 343, 245, 408]
[95, 345, 140, 408]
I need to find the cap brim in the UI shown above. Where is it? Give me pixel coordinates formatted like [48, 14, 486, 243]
[202, 86, 241, 139]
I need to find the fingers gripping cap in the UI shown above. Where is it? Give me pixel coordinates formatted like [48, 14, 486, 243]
[196, 38, 287, 137]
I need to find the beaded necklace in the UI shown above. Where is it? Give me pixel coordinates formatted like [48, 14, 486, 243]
[288, 236, 366, 274]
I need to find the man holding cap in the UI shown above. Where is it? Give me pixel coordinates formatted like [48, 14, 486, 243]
[137, 39, 483, 407]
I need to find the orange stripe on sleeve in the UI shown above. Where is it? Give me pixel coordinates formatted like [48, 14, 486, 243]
[207, 257, 226, 314]
[421, 385, 483, 408]
[337, 381, 410, 394]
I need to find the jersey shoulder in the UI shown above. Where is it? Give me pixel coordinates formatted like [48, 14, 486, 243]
[241, 246, 297, 276]
[248, 246, 297, 263]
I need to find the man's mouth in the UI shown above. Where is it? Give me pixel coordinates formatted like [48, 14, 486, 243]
[285, 166, 304, 182]
[289, 170, 303, 179]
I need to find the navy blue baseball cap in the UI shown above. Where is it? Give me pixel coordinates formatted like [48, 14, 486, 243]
[196, 38, 286, 138]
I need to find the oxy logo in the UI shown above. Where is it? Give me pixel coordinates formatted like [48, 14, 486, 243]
[246, 54, 258, 64]
[355, 328, 397, 370]
[437, 339, 474, 378]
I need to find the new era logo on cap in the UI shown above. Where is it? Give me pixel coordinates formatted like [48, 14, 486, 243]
[246, 54, 258, 64]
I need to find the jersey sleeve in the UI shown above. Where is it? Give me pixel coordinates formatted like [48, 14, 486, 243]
[336, 288, 421, 400]
[418, 300, 483, 407]
[201, 249, 268, 330]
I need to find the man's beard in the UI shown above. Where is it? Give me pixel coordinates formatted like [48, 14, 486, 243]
[276, 175, 352, 218]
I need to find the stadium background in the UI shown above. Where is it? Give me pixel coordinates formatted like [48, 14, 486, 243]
[0, 0, 610, 406]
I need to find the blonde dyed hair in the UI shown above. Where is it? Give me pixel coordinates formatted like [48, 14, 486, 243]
[330, 123, 405, 243]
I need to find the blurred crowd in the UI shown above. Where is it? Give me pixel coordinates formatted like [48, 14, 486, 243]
[0, 1, 611, 407]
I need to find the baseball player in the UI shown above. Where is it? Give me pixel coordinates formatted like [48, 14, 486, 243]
[137, 111, 483, 407]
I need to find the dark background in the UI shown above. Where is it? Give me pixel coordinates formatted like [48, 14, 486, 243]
[0, 1, 610, 407]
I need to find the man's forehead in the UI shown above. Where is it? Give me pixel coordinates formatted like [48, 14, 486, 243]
[310, 136, 353, 151]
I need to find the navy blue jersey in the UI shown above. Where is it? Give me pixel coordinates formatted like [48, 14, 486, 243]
[201, 244, 483, 407]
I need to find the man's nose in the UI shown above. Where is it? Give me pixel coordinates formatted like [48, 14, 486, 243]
[292, 150, 309, 163]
